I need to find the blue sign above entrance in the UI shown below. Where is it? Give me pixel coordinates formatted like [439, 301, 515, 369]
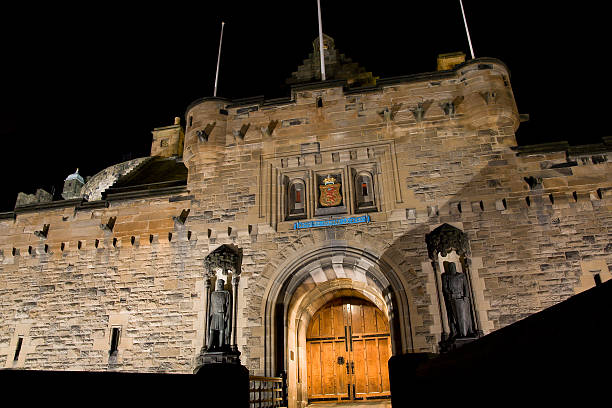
[293, 215, 371, 230]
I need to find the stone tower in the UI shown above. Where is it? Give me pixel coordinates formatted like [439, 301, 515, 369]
[61, 168, 85, 200]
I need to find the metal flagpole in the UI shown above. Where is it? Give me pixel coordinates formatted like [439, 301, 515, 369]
[213, 21, 225, 97]
[459, 0, 475, 59]
[316, 0, 326, 81]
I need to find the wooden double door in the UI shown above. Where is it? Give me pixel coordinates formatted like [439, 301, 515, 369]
[306, 297, 391, 403]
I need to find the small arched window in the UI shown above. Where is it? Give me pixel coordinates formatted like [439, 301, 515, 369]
[287, 179, 307, 220]
[355, 172, 376, 213]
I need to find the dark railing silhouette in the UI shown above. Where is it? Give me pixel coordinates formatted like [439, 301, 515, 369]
[249, 373, 287, 408]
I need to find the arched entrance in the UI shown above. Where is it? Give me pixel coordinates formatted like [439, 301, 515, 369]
[306, 297, 391, 403]
[260, 242, 416, 408]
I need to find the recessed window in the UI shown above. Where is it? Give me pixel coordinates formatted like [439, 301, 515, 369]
[354, 172, 376, 213]
[286, 179, 307, 220]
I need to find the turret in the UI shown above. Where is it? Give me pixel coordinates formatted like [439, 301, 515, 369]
[459, 59, 520, 132]
[183, 97, 229, 185]
[62, 168, 85, 199]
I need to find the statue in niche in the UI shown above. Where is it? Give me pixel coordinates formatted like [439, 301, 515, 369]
[207, 278, 231, 350]
[441, 261, 474, 338]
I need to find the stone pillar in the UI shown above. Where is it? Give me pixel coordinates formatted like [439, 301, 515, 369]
[460, 256, 482, 336]
[202, 276, 212, 349]
[431, 259, 450, 339]
[231, 274, 240, 350]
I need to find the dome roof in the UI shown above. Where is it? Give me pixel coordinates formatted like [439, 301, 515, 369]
[65, 168, 85, 184]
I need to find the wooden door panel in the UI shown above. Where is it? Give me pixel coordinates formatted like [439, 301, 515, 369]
[308, 314, 320, 338]
[364, 305, 377, 334]
[366, 339, 381, 393]
[321, 341, 335, 394]
[378, 337, 391, 392]
[376, 309, 389, 332]
[320, 307, 333, 337]
[352, 339, 367, 396]
[333, 304, 345, 338]
[350, 304, 363, 335]
[308, 341, 322, 396]
[307, 297, 391, 402]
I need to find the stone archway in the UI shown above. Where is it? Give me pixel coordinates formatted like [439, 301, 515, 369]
[260, 242, 415, 408]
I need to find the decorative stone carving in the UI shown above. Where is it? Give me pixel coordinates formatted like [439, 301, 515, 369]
[207, 278, 231, 350]
[201, 244, 243, 365]
[440, 96, 464, 117]
[426, 224, 481, 352]
[441, 261, 474, 338]
[379, 103, 402, 122]
[410, 101, 432, 122]
[425, 223, 471, 259]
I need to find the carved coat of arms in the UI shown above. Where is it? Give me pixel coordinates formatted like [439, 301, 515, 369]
[319, 176, 342, 207]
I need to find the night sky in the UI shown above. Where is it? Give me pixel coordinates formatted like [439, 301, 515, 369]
[0, 2, 607, 211]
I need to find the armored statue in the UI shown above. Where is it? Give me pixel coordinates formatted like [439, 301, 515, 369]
[441, 261, 474, 338]
[207, 278, 231, 350]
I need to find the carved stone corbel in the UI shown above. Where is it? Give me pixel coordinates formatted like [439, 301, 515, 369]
[379, 103, 402, 122]
[233, 123, 250, 140]
[34, 224, 50, 239]
[173, 209, 190, 225]
[260, 120, 279, 137]
[410, 100, 432, 122]
[440, 96, 464, 117]
[197, 122, 216, 142]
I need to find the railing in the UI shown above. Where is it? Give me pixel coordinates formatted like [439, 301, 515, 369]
[249, 374, 287, 408]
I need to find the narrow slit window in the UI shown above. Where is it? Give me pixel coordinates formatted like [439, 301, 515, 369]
[14, 337, 23, 361]
[296, 190, 302, 203]
[362, 182, 368, 196]
[109, 328, 120, 355]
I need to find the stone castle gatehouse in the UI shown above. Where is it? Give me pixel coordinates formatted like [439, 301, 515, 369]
[1, 36, 611, 407]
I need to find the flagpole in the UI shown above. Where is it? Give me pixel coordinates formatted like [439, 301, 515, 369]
[459, 0, 475, 59]
[213, 21, 225, 97]
[316, 0, 326, 81]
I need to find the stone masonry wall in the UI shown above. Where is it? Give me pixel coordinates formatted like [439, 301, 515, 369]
[1, 58, 611, 374]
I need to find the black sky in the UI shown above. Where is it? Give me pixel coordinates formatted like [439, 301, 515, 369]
[0, 2, 607, 211]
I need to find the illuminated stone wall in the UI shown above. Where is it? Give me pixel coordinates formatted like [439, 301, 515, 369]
[1, 58, 611, 387]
